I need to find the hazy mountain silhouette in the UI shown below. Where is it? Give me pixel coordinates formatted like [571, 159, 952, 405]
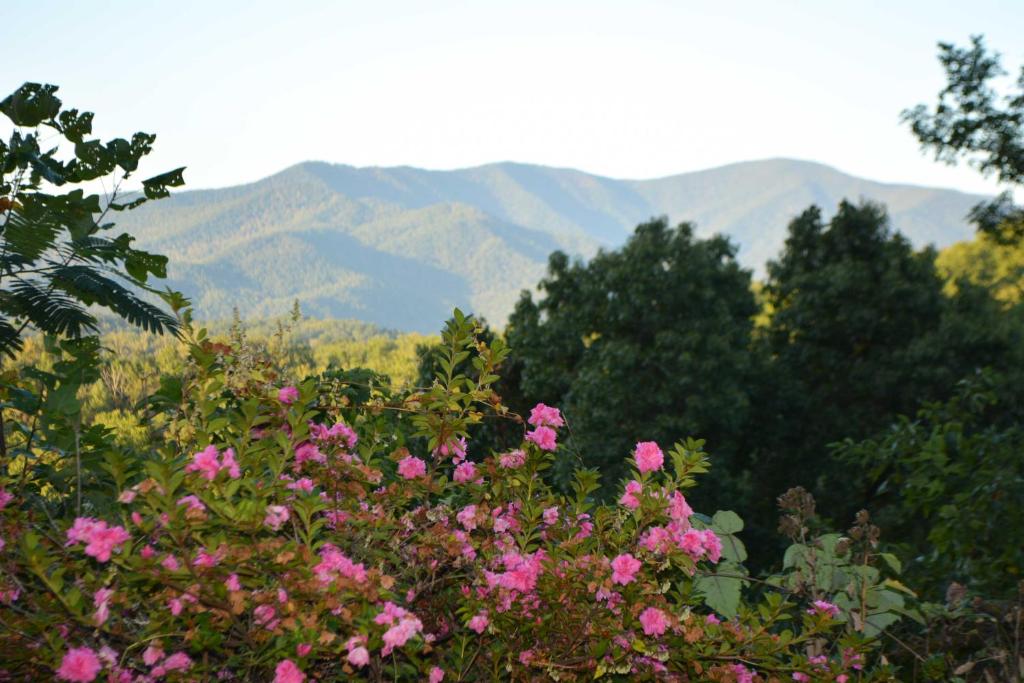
[116, 158, 985, 331]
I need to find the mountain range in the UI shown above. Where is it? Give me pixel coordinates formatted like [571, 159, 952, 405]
[115, 158, 986, 331]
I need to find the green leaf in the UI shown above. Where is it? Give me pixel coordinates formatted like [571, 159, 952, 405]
[694, 567, 743, 618]
[712, 510, 744, 534]
[141, 167, 186, 199]
[1, 83, 61, 126]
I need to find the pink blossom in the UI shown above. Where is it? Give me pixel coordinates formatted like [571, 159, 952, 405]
[667, 491, 693, 523]
[278, 386, 300, 405]
[286, 477, 315, 493]
[225, 573, 242, 591]
[264, 505, 290, 531]
[634, 441, 664, 473]
[525, 426, 557, 451]
[161, 555, 180, 571]
[610, 553, 642, 585]
[519, 650, 535, 665]
[274, 659, 305, 683]
[254, 604, 279, 630]
[142, 646, 164, 666]
[730, 664, 755, 683]
[397, 455, 427, 479]
[434, 437, 467, 462]
[457, 505, 477, 531]
[468, 611, 489, 634]
[381, 615, 423, 655]
[638, 606, 669, 636]
[313, 544, 368, 585]
[347, 646, 369, 667]
[678, 529, 705, 558]
[220, 448, 241, 479]
[161, 652, 192, 673]
[792, 673, 810, 682]
[294, 442, 325, 467]
[56, 646, 102, 682]
[176, 495, 206, 513]
[296, 643, 312, 657]
[528, 403, 564, 428]
[93, 588, 113, 626]
[498, 450, 526, 468]
[453, 461, 476, 483]
[0, 488, 13, 509]
[542, 506, 559, 525]
[705, 613, 721, 625]
[117, 490, 136, 504]
[66, 518, 130, 563]
[808, 599, 841, 618]
[699, 529, 723, 563]
[185, 445, 222, 480]
[429, 667, 445, 683]
[619, 480, 642, 509]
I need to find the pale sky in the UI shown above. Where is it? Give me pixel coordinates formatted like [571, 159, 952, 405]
[4, 0, 1022, 197]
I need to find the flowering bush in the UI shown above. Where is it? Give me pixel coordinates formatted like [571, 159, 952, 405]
[0, 310, 892, 681]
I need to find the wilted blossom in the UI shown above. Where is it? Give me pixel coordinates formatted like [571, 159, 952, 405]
[610, 553, 642, 585]
[397, 455, 427, 479]
[457, 504, 478, 531]
[56, 646, 101, 682]
[498, 450, 526, 468]
[634, 441, 664, 473]
[525, 426, 557, 451]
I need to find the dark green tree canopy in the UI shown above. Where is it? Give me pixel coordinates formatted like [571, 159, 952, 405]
[0, 82, 184, 358]
[506, 217, 758, 491]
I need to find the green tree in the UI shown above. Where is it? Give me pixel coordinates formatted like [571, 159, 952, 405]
[0, 82, 184, 359]
[903, 35, 1024, 243]
[504, 217, 758, 498]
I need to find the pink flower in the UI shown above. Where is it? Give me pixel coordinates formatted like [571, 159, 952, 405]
[498, 450, 526, 468]
[220, 448, 241, 479]
[93, 588, 113, 626]
[278, 386, 300, 405]
[142, 645, 164, 666]
[667, 491, 693, 522]
[161, 652, 192, 672]
[176, 495, 206, 513]
[705, 613, 721, 625]
[639, 606, 668, 636]
[542, 506, 559, 525]
[56, 646, 102, 682]
[381, 615, 423, 655]
[225, 573, 242, 591]
[619, 480, 642, 509]
[700, 529, 723, 563]
[453, 461, 476, 483]
[808, 599, 841, 618]
[274, 659, 305, 683]
[254, 604, 279, 630]
[264, 505, 290, 531]
[457, 505, 477, 531]
[296, 643, 312, 657]
[528, 403, 564, 428]
[185, 445, 222, 480]
[792, 674, 810, 682]
[429, 667, 445, 683]
[525, 426, 557, 451]
[634, 441, 664, 473]
[731, 664, 755, 683]
[0, 488, 13, 509]
[66, 518, 130, 563]
[347, 646, 369, 667]
[313, 544, 368, 585]
[117, 490, 136, 504]
[468, 611, 489, 634]
[679, 529, 704, 558]
[610, 553, 642, 585]
[397, 455, 427, 479]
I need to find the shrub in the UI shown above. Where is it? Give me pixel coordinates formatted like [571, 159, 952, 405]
[0, 310, 892, 681]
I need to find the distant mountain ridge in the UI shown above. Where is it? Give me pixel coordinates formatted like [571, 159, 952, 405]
[114, 158, 986, 331]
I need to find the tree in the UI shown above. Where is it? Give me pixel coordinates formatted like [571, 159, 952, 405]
[0, 82, 184, 359]
[754, 200, 1020, 530]
[504, 217, 758, 499]
[903, 35, 1024, 243]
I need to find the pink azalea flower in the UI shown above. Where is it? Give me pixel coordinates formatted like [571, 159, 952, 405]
[808, 599, 841, 618]
[457, 505, 477, 531]
[525, 426, 557, 451]
[117, 490, 136, 504]
[678, 529, 705, 558]
[185, 445, 222, 480]
[528, 403, 565, 428]
[634, 441, 664, 473]
[429, 667, 445, 683]
[453, 461, 476, 483]
[66, 518, 131, 563]
[162, 653, 192, 672]
[639, 606, 668, 636]
[296, 643, 312, 657]
[699, 529, 723, 563]
[468, 611, 489, 634]
[619, 480, 642, 509]
[225, 573, 242, 591]
[347, 646, 369, 667]
[278, 386, 300, 405]
[176, 495, 206, 513]
[610, 553, 642, 585]
[93, 588, 113, 626]
[667, 491, 693, 522]
[397, 455, 427, 479]
[264, 505, 290, 531]
[220, 448, 241, 479]
[0, 488, 13, 509]
[274, 659, 305, 683]
[56, 646, 102, 682]
[542, 506, 559, 525]
[142, 645, 165, 666]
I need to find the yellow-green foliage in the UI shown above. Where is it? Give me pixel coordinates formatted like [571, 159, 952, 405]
[937, 234, 1024, 305]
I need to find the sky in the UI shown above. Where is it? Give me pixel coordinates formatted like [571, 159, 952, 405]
[4, 0, 1023, 197]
